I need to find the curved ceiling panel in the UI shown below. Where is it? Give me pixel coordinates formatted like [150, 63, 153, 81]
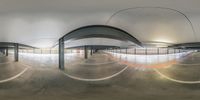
[0, 13, 109, 48]
[107, 7, 197, 46]
[19, 38, 58, 48]
[0, 0, 200, 48]
[65, 38, 136, 48]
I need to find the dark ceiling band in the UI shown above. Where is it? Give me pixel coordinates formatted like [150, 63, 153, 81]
[60, 25, 142, 47]
[0, 42, 36, 48]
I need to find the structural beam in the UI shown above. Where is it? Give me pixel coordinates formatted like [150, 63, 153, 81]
[62, 25, 142, 47]
[59, 38, 65, 70]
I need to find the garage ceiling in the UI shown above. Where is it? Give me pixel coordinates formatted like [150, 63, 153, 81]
[0, 0, 200, 48]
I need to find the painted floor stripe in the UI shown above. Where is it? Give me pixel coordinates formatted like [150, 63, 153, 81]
[0, 61, 14, 65]
[80, 61, 118, 66]
[62, 65, 128, 82]
[0, 63, 29, 83]
[174, 63, 200, 66]
[154, 68, 200, 84]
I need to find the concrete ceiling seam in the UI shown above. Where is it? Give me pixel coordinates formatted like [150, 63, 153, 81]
[105, 7, 197, 45]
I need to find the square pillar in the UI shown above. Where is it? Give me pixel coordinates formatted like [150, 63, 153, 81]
[14, 43, 19, 62]
[84, 46, 88, 59]
[134, 48, 136, 54]
[59, 38, 65, 70]
[2, 49, 5, 55]
[6, 48, 8, 56]
[167, 48, 169, 54]
[145, 48, 147, 55]
[90, 47, 93, 56]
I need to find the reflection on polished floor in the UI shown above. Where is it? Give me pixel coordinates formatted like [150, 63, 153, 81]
[1, 51, 200, 100]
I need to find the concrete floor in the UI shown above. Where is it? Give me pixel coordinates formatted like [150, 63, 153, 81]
[0, 52, 200, 100]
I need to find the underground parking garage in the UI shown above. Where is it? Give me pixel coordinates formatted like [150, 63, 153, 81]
[1, 0, 200, 100]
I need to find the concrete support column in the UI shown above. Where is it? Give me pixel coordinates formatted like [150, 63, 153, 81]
[2, 49, 5, 55]
[14, 43, 19, 62]
[157, 48, 159, 55]
[126, 48, 128, 54]
[134, 48, 136, 54]
[145, 48, 147, 55]
[167, 48, 169, 54]
[90, 47, 93, 56]
[84, 46, 88, 59]
[6, 48, 8, 56]
[59, 38, 65, 70]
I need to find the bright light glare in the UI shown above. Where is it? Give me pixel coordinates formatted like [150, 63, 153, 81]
[108, 52, 190, 65]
